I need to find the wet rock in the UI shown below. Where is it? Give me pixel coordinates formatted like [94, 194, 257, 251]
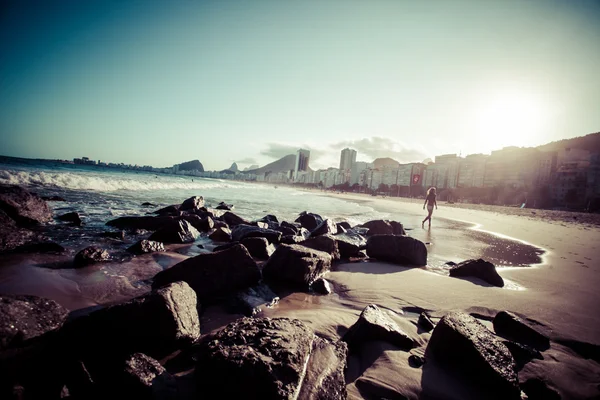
[493, 311, 550, 350]
[99, 230, 125, 240]
[74, 246, 110, 268]
[418, 312, 435, 332]
[106, 216, 177, 231]
[277, 225, 297, 236]
[366, 234, 427, 266]
[309, 218, 337, 237]
[118, 353, 177, 400]
[222, 211, 250, 227]
[195, 317, 316, 399]
[295, 211, 324, 231]
[334, 233, 367, 259]
[0, 224, 37, 253]
[262, 244, 332, 289]
[182, 214, 214, 232]
[521, 378, 561, 400]
[0, 184, 52, 226]
[343, 304, 416, 352]
[301, 234, 341, 260]
[298, 336, 348, 400]
[258, 214, 279, 224]
[361, 220, 394, 236]
[208, 226, 232, 242]
[336, 224, 347, 234]
[389, 221, 406, 235]
[180, 196, 205, 211]
[216, 201, 233, 210]
[254, 221, 269, 229]
[408, 353, 425, 368]
[152, 205, 180, 216]
[449, 259, 504, 287]
[141, 202, 156, 207]
[310, 278, 332, 295]
[152, 244, 260, 302]
[502, 340, 543, 369]
[128, 240, 165, 255]
[57, 211, 82, 226]
[0, 295, 68, 351]
[231, 223, 282, 244]
[42, 195, 66, 202]
[426, 312, 519, 399]
[240, 237, 275, 260]
[280, 234, 304, 244]
[337, 221, 352, 231]
[213, 242, 238, 252]
[233, 283, 280, 316]
[280, 220, 300, 233]
[148, 220, 199, 244]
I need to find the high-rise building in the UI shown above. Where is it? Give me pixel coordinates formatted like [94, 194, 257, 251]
[483, 147, 541, 188]
[294, 149, 310, 180]
[458, 154, 488, 188]
[339, 148, 357, 171]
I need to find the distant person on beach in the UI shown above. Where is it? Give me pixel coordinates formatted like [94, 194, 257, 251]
[422, 187, 437, 228]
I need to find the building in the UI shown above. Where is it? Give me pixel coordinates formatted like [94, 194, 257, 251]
[458, 154, 488, 188]
[350, 162, 370, 185]
[536, 151, 557, 187]
[339, 148, 357, 172]
[483, 147, 541, 188]
[434, 154, 460, 188]
[587, 153, 600, 207]
[294, 149, 310, 180]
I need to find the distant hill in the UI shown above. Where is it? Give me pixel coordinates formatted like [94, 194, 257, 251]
[536, 132, 600, 153]
[229, 162, 239, 172]
[244, 164, 259, 172]
[246, 154, 297, 175]
[177, 160, 204, 172]
[373, 157, 400, 169]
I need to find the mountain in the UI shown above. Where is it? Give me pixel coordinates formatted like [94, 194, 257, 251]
[244, 164, 259, 172]
[177, 160, 204, 172]
[372, 157, 400, 169]
[229, 162, 239, 172]
[536, 132, 600, 153]
[246, 154, 297, 175]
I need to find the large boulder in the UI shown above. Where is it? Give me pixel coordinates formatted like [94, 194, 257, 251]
[0, 211, 38, 252]
[182, 214, 214, 232]
[127, 240, 165, 255]
[449, 259, 504, 287]
[343, 304, 416, 352]
[301, 234, 341, 260]
[295, 211, 324, 231]
[334, 233, 367, 259]
[106, 216, 178, 231]
[309, 219, 337, 237]
[74, 246, 110, 268]
[148, 220, 200, 244]
[366, 235, 427, 266]
[310, 278, 332, 295]
[389, 221, 406, 235]
[57, 211, 82, 226]
[493, 311, 550, 350]
[151, 244, 260, 301]
[361, 220, 394, 236]
[426, 312, 520, 399]
[0, 184, 52, 226]
[262, 244, 332, 289]
[209, 226, 232, 242]
[152, 205, 180, 216]
[231, 224, 282, 244]
[222, 211, 251, 227]
[240, 237, 275, 260]
[196, 317, 346, 399]
[180, 196, 205, 211]
[216, 201, 233, 210]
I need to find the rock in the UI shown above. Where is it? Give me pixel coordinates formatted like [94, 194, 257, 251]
[336, 224, 347, 234]
[99, 230, 125, 240]
[343, 304, 416, 352]
[389, 221, 406, 235]
[310, 278, 332, 295]
[240, 237, 275, 260]
[152, 244, 260, 302]
[334, 233, 367, 259]
[520, 378, 561, 400]
[361, 220, 394, 236]
[231, 224, 282, 244]
[141, 202, 156, 207]
[408, 354, 425, 368]
[195, 317, 316, 399]
[280, 220, 300, 233]
[57, 211, 82, 226]
[106, 216, 177, 231]
[74, 247, 110, 268]
[277, 226, 297, 236]
[502, 340, 543, 369]
[209, 226, 232, 242]
[222, 211, 250, 227]
[216, 202, 233, 210]
[418, 312, 435, 332]
[233, 283, 280, 316]
[0, 295, 68, 351]
[148, 220, 199, 244]
[254, 221, 269, 229]
[180, 196, 205, 211]
[449, 259, 504, 287]
[309, 219, 337, 237]
[366, 235, 427, 266]
[42, 196, 66, 201]
[152, 205, 180, 216]
[493, 311, 550, 350]
[258, 214, 279, 224]
[337, 221, 352, 230]
[182, 214, 214, 232]
[426, 312, 520, 399]
[213, 242, 238, 252]
[280, 235, 305, 244]
[118, 353, 177, 400]
[295, 211, 323, 231]
[301, 234, 341, 260]
[262, 244, 332, 289]
[298, 336, 348, 400]
[127, 240, 165, 254]
[0, 184, 52, 226]
[0, 224, 37, 253]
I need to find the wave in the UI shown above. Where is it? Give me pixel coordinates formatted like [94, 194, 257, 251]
[0, 168, 238, 192]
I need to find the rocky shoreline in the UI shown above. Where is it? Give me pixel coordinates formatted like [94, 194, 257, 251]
[0, 184, 595, 399]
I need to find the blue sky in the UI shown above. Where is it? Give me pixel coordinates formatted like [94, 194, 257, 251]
[1, 0, 599, 170]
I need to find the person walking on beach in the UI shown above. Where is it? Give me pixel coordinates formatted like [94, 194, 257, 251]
[422, 187, 437, 228]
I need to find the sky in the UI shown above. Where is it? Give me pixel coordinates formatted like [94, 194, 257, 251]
[1, 0, 599, 170]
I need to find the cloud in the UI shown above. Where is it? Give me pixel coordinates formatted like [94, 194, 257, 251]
[235, 157, 257, 164]
[331, 136, 428, 163]
[260, 142, 328, 161]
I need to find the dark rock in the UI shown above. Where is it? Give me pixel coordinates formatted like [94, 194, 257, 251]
[0, 295, 68, 351]
[148, 220, 199, 244]
[216, 202, 233, 210]
[343, 304, 416, 352]
[42, 196, 66, 201]
[301, 234, 341, 260]
[426, 312, 520, 399]
[152, 244, 260, 302]
[277, 226, 297, 236]
[182, 214, 214, 232]
[195, 317, 316, 399]
[57, 211, 82, 226]
[99, 230, 125, 240]
[389, 220, 406, 235]
[299, 227, 311, 239]
[231, 224, 282, 244]
[310, 278, 332, 295]
[280, 234, 304, 244]
[449, 259, 504, 287]
[180, 196, 205, 211]
[128, 240, 165, 254]
[13, 242, 65, 254]
[418, 312, 435, 332]
[309, 218, 337, 237]
[106, 216, 177, 231]
[280, 220, 300, 233]
[233, 283, 280, 316]
[337, 221, 352, 230]
[502, 340, 543, 369]
[334, 233, 367, 259]
[208, 226, 232, 242]
[258, 214, 279, 224]
[152, 205, 180, 216]
[118, 353, 177, 400]
[0, 223, 37, 253]
[361, 220, 394, 236]
[298, 336, 348, 400]
[366, 235, 427, 266]
[521, 378, 561, 400]
[74, 246, 110, 268]
[493, 311, 550, 350]
[240, 237, 275, 260]
[336, 223, 347, 234]
[408, 353, 425, 368]
[262, 244, 332, 289]
[141, 202, 156, 207]
[222, 211, 250, 227]
[0, 184, 52, 226]
[213, 242, 238, 252]
[295, 211, 324, 231]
